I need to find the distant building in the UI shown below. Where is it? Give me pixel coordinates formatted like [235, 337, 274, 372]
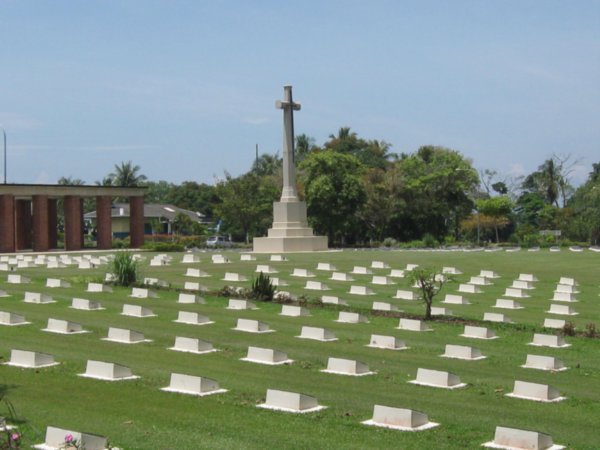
[84, 203, 206, 238]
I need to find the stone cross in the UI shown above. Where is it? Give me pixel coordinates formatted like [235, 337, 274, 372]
[276, 85, 301, 202]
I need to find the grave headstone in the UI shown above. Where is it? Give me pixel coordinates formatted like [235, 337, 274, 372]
[280, 305, 310, 317]
[442, 267, 462, 275]
[504, 288, 529, 298]
[169, 337, 216, 354]
[317, 262, 336, 271]
[362, 405, 439, 431]
[371, 261, 390, 269]
[547, 304, 578, 316]
[7, 274, 30, 284]
[397, 318, 432, 332]
[46, 278, 70, 288]
[351, 266, 372, 275]
[305, 280, 329, 290]
[6, 350, 58, 368]
[130, 287, 158, 299]
[479, 270, 500, 278]
[161, 373, 226, 396]
[558, 277, 577, 286]
[32, 426, 107, 450]
[484, 312, 513, 323]
[441, 344, 485, 360]
[372, 275, 394, 285]
[521, 355, 566, 371]
[0, 311, 28, 326]
[543, 318, 566, 329]
[529, 333, 569, 348]
[43, 318, 86, 334]
[257, 389, 325, 413]
[367, 334, 407, 350]
[458, 284, 482, 294]
[482, 426, 565, 450]
[409, 368, 466, 389]
[174, 311, 213, 326]
[431, 307, 452, 316]
[336, 311, 368, 324]
[121, 304, 156, 318]
[71, 298, 103, 310]
[506, 380, 565, 402]
[222, 272, 248, 282]
[23, 292, 55, 304]
[177, 293, 205, 304]
[241, 346, 292, 365]
[143, 277, 168, 287]
[330, 272, 354, 281]
[79, 360, 139, 381]
[511, 280, 534, 290]
[298, 326, 337, 341]
[551, 292, 577, 302]
[86, 282, 112, 293]
[322, 357, 373, 376]
[372, 301, 399, 312]
[182, 254, 201, 263]
[240, 253, 256, 261]
[321, 295, 348, 306]
[469, 276, 492, 286]
[256, 264, 278, 274]
[227, 299, 257, 310]
[461, 325, 497, 339]
[494, 299, 523, 310]
[518, 273, 538, 282]
[442, 294, 470, 305]
[234, 318, 273, 333]
[394, 290, 417, 300]
[270, 254, 288, 262]
[291, 268, 315, 277]
[388, 269, 405, 278]
[185, 268, 210, 278]
[183, 281, 208, 292]
[104, 327, 149, 344]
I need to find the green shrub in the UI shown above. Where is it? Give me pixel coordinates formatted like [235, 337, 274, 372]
[382, 237, 397, 248]
[250, 272, 275, 302]
[584, 323, 598, 338]
[141, 242, 185, 252]
[422, 233, 438, 248]
[110, 251, 138, 286]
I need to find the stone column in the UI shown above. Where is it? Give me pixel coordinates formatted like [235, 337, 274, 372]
[276, 85, 301, 202]
[48, 199, 58, 249]
[0, 194, 15, 253]
[96, 195, 112, 250]
[15, 199, 32, 250]
[129, 196, 144, 248]
[32, 195, 50, 252]
[64, 195, 83, 251]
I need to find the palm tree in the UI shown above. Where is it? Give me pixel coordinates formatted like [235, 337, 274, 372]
[252, 153, 282, 177]
[109, 161, 147, 187]
[57, 176, 85, 185]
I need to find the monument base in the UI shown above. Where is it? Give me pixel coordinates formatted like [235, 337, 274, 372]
[253, 200, 328, 253]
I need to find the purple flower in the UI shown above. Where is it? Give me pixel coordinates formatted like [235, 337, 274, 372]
[65, 434, 74, 442]
[10, 432, 20, 441]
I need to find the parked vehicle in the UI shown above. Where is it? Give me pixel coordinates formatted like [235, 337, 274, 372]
[206, 236, 233, 248]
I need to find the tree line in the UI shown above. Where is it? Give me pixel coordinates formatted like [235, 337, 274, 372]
[59, 133, 600, 247]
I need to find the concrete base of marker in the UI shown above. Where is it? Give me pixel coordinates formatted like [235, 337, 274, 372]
[257, 389, 326, 413]
[362, 405, 439, 431]
[161, 373, 227, 397]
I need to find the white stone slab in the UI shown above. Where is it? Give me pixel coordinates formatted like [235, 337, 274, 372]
[458, 284, 482, 294]
[211, 254, 230, 264]
[121, 304, 156, 318]
[388, 269, 405, 278]
[43, 318, 87, 334]
[442, 294, 470, 305]
[45, 278, 70, 288]
[222, 272, 248, 282]
[529, 333, 570, 348]
[351, 266, 372, 275]
[482, 426, 565, 450]
[33, 426, 108, 450]
[442, 266, 462, 275]
[298, 326, 337, 341]
[321, 295, 348, 306]
[405, 264, 419, 271]
[234, 318, 273, 333]
[349, 285, 374, 295]
[506, 380, 565, 402]
[547, 304, 578, 316]
[70, 298, 103, 311]
[103, 327, 150, 344]
[372, 301, 399, 312]
[24, 292, 55, 304]
[367, 334, 407, 350]
[518, 273, 538, 282]
[549, 246, 561, 252]
[305, 280, 329, 291]
[558, 277, 577, 286]
[174, 311, 214, 326]
[258, 389, 325, 413]
[397, 318, 432, 332]
[161, 373, 227, 396]
[551, 292, 577, 302]
[316, 262, 336, 271]
[371, 275, 394, 285]
[143, 277, 168, 287]
[461, 325, 497, 340]
[130, 287, 158, 299]
[484, 312, 512, 323]
[241, 346, 293, 365]
[270, 254, 288, 262]
[183, 281, 208, 292]
[0, 289, 8, 297]
[469, 276, 492, 286]
[330, 272, 354, 281]
[494, 299, 523, 310]
[8, 274, 31, 283]
[182, 254, 201, 263]
[543, 318, 566, 329]
[177, 293, 205, 304]
[77, 260, 95, 269]
[394, 290, 417, 300]
[431, 307, 452, 316]
[256, 264, 278, 274]
[150, 257, 168, 266]
[240, 253, 256, 261]
[336, 311, 368, 324]
[5, 350, 58, 368]
[79, 360, 139, 381]
[279, 305, 310, 317]
[371, 261, 390, 269]
[0, 311, 29, 326]
[322, 357, 374, 376]
[511, 280, 534, 290]
[86, 282, 112, 293]
[441, 344, 485, 360]
[362, 405, 439, 431]
[169, 337, 216, 354]
[274, 290, 296, 301]
[185, 268, 210, 278]
[479, 270, 500, 278]
[522, 355, 566, 371]
[291, 268, 315, 278]
[269, 277, 288, 287]
[409, 368, 466, 389]
[554, 284, 578, 294]
[504, 288, 529, 298]
[227, 299, 257, 310]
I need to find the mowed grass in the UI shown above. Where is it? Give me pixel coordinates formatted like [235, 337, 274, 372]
[0, 249, 599, 449]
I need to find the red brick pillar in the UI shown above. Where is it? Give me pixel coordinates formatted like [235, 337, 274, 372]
[64, 195, 83, 251]
[0, 194, 15, 253]
[32, 195, 50, 252]
[96, 196, 112, 249]
[48, 199, 58, 249]
[15, 199, 32, 250]
[129, 196, 144, 248]
[80, 198, 85, 248]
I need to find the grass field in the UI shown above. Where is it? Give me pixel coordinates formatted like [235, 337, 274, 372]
[0, 249, 599, 449]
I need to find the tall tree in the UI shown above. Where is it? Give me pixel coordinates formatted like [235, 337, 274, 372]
[252, 153, 282, 177]
[476, 196, 513, 243]
[109, 161, 147, 187]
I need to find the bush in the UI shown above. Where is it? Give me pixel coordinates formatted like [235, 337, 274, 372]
[585, 323, 598, 338]
[422, 233, 438, 248]
[561, 321, 576, 336]
[141, 242, 185, 252]
[382, 238, 398, 248]
[250, 272, 275, 302]
[110, 251, 138, 286]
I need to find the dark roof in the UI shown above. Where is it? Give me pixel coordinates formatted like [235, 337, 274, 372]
[84, 203, 206, 222]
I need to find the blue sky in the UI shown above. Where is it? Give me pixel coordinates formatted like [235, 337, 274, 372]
[2, 1, 599, 186]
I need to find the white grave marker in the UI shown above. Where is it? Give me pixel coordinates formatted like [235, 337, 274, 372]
[241, 346, 293, 365]
[297, 326, 337, 341]
[6, 350, 58, 368]
[321, 357, 374, 376]
[169, 337, 216, 354]
[362, 405, 439, 431]
[409, 368, 466, 389]
[161, 373, 226, 396]
[367, 334, 407, 350]
[441, 344, 485, 360]
[482, 426, 565, 450]
[506, 380, 565, 402]
[234, 318, 273, 333]
[257, 389, 325, 413]
[79, 360, 139, 381]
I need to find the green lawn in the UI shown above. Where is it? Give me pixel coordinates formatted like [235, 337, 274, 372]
[0, 249, 598, 449]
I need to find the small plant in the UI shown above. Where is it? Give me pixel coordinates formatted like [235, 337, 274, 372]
[110, 251, 138, 286]
[60, 434, 80, 449]
[250, 272, 275, 302]
[408, 267, 448, 320]
[584, 322, 598, 338]
[561, 321, 576, 336]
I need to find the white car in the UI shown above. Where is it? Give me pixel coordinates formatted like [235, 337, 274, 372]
[206, 236, 233, 248]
